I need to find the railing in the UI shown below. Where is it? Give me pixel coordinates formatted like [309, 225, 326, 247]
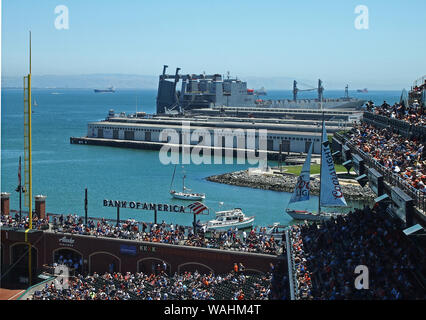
[413, 75, 426, 88]
[17, 276, 56, 300]
[285, 229, 297, 300]
[334, 131, 351, 142]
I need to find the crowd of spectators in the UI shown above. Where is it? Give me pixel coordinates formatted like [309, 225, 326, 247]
[290, 225, 313, 299]
[31, 269, 272, 300]
[52, 254, 83, 275]
[50, 214, 281, 255]
[0, 212, 49, 230]
[412, 79, 426, 93]
[366, 100, 425, 127]
[349, 123, 426, 192]
[289, 206, 426, 300]
[0, 213, 281, 255]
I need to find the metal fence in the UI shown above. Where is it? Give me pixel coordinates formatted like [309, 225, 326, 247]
[413, 76, 426, 88]
[285, 229, 297, 300]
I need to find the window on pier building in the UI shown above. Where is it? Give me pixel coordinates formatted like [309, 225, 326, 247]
[305, 141, 313, 153]
[124, 131, 134, 140]
[267, 139, 274, 150]
[282, 140, 290, 152]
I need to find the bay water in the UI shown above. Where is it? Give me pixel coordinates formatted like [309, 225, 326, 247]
[1, 88, 400, 228]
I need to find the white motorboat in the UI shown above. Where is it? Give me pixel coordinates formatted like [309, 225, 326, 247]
[204, 208, 255, 231]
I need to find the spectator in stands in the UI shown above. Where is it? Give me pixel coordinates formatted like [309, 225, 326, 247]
[349, 124, 426, 192]
[289, 206, 426, 300]
[31, 270, 272, 300]
[0, 214, 49, 230]
[1, 214, 282, 255]
[372, 100, 425, 126]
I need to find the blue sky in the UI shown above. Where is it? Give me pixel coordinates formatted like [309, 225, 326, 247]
[2, 0, 426, 89]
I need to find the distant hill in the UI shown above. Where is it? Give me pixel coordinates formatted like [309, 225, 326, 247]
[2, 74, 159, 89]
[1, 73, 402, 90]
[1, 73, 307, 90]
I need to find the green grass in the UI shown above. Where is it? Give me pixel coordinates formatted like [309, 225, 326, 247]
[282, 164, 350, 175]
[337, 130, 349, 135]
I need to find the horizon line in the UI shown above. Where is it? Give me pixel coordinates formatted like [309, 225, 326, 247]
[1, 86, 405, 91]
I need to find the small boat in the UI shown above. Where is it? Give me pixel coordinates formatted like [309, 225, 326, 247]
[94, 86, 115, 93]
[265, 222, 286, 237]
[285, 209, 333, 221]
[169, 165, 206, 201]
[203, 208, 254, 231]
[254, 87, 267, 96]
[285, 111, 347, 222]
[170, 190, 205, 201]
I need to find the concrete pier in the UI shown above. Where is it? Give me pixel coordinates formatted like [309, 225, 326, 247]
[70, 136, 304, 161]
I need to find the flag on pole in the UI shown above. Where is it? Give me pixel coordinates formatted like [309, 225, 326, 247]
[188, 202, 208, 215]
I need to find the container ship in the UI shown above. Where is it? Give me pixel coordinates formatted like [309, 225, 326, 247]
[94, 86, 115, 93]
[156, 65, 366, 114]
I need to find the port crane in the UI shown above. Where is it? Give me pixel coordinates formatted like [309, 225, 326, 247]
[292, 79, 324, 101]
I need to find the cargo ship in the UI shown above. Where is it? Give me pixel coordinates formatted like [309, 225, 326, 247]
[254, 87, 267, 96]
[156, 65, 366, 114]
[94, 86, 115, 93]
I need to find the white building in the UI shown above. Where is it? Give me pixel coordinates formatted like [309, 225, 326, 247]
[87, 120, 324, 154]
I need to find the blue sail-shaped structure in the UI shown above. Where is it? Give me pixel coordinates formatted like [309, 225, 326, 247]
[400, 89, 409, 108]
[288, 142, 313, 205]
[319, 123, 347, 207]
